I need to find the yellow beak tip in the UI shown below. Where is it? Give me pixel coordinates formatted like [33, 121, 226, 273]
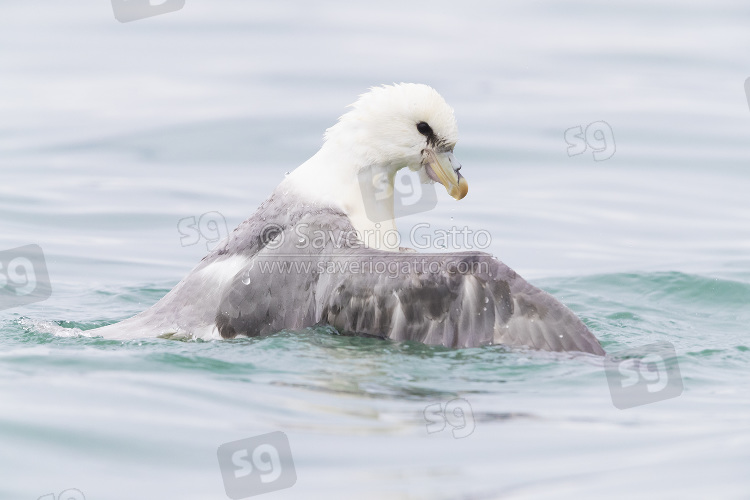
[450, 178, 469, 200]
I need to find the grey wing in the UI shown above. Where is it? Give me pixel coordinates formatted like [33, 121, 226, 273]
[214, 208, 351, 338]
[315, 250, 605, 355]
[500, 273, 605, 354]
[213, 249, 321, 339]
[213, 212, 604, 355]
[313, 251, 509, 348]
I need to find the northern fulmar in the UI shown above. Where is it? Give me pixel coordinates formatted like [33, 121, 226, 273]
[94, 83, 605, 355]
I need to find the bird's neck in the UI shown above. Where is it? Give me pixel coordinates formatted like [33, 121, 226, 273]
[282, 145, 400, 252]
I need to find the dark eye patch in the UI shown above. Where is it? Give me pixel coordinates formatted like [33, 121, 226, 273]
[416, 121, 433, 136]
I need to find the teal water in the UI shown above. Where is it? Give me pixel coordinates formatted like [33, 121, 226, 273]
[2, 1, 750, 499]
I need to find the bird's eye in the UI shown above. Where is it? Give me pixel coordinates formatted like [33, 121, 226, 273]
[416, 121, 433, 136]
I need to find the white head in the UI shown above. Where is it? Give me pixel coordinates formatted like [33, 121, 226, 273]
[285, 83, 468, 250]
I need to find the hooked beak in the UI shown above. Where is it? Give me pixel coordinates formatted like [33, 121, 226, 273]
[422, 150, 469, 200]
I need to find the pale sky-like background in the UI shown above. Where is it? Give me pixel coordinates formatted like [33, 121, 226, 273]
[1, 0, 749, 281]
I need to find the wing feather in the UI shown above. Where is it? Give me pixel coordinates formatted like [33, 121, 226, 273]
[214, 211, 605, 355]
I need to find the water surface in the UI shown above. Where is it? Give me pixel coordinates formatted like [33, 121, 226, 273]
[1, 1, 749, 498]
